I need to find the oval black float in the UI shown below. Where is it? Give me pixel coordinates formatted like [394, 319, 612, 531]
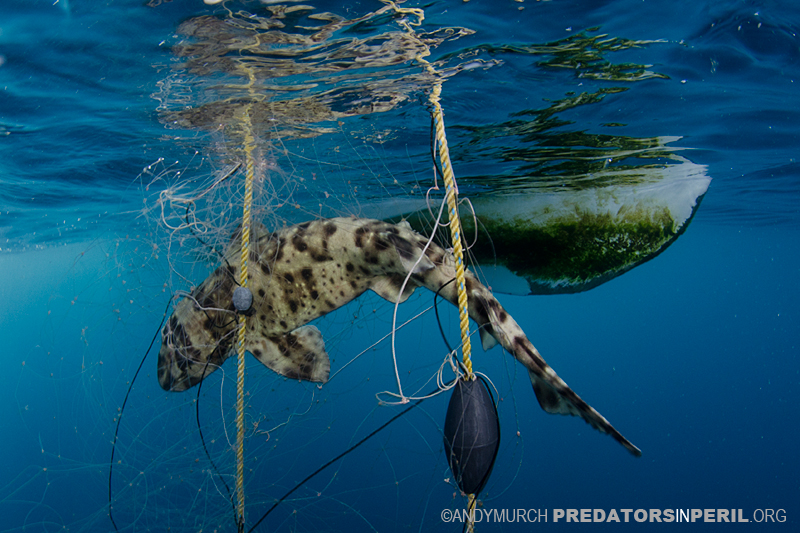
[443, 376, 500, 496]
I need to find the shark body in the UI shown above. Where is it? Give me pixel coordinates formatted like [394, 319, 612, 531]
[158, 217, 641, 456]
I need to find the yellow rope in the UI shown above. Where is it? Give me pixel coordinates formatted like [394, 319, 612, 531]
[235, 119, 254, 529]
[428, 85, 473, 378]
[386, 0, 474, 377]
[466, 493, 477, 533]
[221, 15, 262, 525]
[231, 36, 257, 522]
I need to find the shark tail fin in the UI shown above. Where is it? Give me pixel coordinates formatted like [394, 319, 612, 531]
[529, 370, 642, 457]
[469, 291, 641, 456]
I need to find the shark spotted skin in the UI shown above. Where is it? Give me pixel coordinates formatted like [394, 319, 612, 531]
[158, 217, 641, 456]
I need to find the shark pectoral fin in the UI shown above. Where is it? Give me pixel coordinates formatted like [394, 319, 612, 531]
[528, 370, 642, 457]
[479, 326, 498, 351]
[371, 275, 417, 304]
[246, 325, 330, 383]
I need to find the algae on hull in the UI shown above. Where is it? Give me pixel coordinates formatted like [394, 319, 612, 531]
[395, 156, 710, 295]
[463, 207, 684, 294]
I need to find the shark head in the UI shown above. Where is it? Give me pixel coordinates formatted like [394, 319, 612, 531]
[157, 270, 238, 392]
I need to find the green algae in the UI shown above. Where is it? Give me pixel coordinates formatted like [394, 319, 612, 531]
[461, 208, 678, 293]
[394, 191, 704, 295]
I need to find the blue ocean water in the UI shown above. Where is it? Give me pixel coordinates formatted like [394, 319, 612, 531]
[1, 0, 798, 532]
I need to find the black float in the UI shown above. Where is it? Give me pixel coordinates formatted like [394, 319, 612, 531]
[443, 375, 500, 496]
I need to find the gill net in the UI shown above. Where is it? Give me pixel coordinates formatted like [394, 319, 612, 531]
[18, 2, 694, 531]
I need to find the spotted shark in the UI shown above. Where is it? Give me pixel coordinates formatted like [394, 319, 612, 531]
[158, 217, 641, 456]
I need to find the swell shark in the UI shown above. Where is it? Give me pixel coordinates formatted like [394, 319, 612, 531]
[158, 217, 641, 456]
